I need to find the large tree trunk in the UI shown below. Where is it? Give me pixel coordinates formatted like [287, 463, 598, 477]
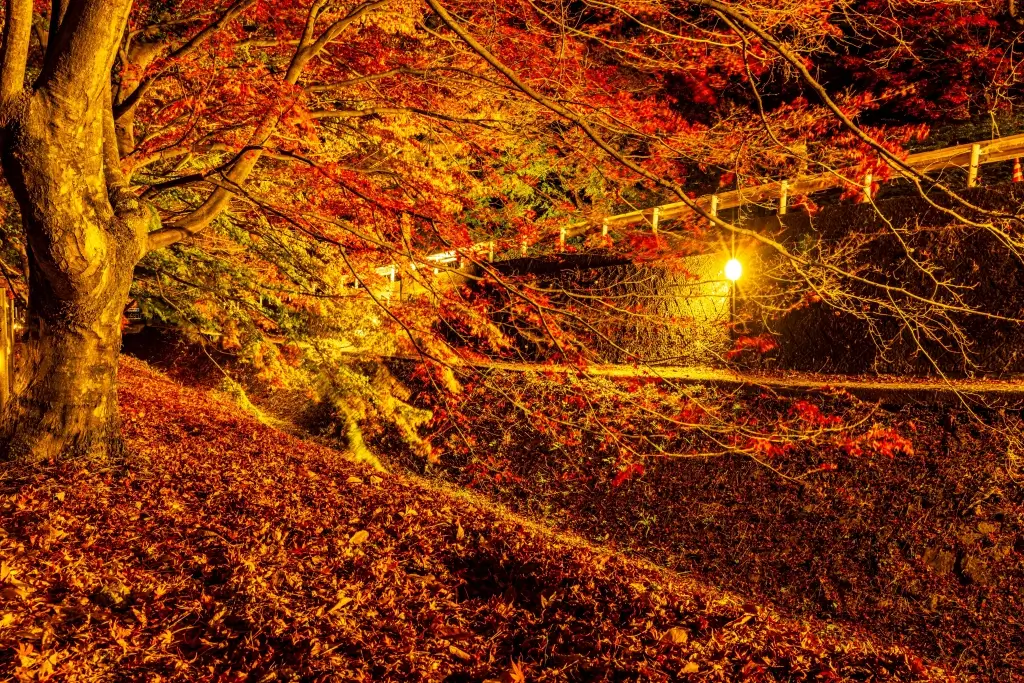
[0, 95, 149, 463]
[3, 303, 130, 463]
[2, 251, 136, 463]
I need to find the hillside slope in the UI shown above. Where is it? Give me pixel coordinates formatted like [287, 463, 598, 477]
[0, 358, 942, 681]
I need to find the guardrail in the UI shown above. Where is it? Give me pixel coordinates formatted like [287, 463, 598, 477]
[374, 132, 1024, 281]
[574, 132, 1024, 237]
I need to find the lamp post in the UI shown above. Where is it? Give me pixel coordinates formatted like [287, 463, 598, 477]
[725, 257, 742, 331]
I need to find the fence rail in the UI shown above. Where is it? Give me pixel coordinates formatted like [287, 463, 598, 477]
[376, 131, 1024, 280]
[581, 132, 1024, 235]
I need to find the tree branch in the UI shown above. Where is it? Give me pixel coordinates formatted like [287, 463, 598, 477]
[37, 0, 135, 110]
[423, 0, 1021, 327]
[102, 81, 126, 191]
[696, 0, 1017, 226]
[0, 0, 33, 100]
[146, 0, 393, 252]
[115, 0, 256, 121]
[284, 0, 391, 84]
[30, 12, 48, 52]
[45, 0, 67, 56]
[310, 106, 501, 126]
[305, 68, 416, 92]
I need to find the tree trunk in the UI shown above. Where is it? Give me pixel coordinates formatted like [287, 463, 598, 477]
[1, 255, 135, 463]
[0, 95, 149, 464]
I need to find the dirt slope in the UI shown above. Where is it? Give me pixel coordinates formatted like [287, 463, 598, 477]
[0, 358, 942, 681]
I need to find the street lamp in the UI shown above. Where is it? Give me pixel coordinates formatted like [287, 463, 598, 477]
[725, 257, 742, 331]
[725, 258, 742, 282]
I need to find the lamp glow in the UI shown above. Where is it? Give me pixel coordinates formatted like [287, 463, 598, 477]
[725, 258, 743, 282]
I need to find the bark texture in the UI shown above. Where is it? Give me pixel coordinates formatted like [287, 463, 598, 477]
[0, 0, 151, 462]
[1, 95, 150, 461]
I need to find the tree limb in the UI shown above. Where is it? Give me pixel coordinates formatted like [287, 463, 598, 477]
[102, 81, 127, 191]
[0, 0, 33, 101]
[696, 0, 1018, 226]
[423, 0, 1022, 325]
[37, 0, 135, 111]
[45, 0, 67, 56]
[30, 12, 48, 52]
[310, 106, 501, 126]
[284, 0, 391, 84]
[115, 0, 256, 120]
[147, 0, 393, 252]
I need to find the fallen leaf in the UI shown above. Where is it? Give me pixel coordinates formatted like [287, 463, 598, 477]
[662, 627, 689, 646]
[729, 614, 754, 628]
[449, 645, 472, 661]
[327, 597, 352, 613]
[349, 530, 369, 545]
[1, 586, 23, 600]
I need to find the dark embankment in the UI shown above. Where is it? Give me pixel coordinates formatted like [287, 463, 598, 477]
[474, 183, 1024, 378]
[394, 371, 1024, 681]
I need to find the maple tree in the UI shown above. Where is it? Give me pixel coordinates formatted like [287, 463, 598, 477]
[0, 0, 1021, 464]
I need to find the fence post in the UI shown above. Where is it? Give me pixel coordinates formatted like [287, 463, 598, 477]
[779, 180, 789, 216]
[968, 143, 981, 188]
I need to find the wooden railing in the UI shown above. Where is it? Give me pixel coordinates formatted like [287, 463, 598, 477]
[375, 132, 1024, 279]
[565, 132, 1024, 239]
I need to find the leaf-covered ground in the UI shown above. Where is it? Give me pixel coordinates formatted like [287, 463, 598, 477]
[407, 372, 1024, 681]
[1, 358, 944, 681]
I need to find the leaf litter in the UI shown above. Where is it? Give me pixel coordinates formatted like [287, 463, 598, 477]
[0, 358, 946, 681]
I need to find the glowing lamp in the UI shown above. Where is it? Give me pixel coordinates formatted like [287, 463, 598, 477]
[725, 258, 743, 282]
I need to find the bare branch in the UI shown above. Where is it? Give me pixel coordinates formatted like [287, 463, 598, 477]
[115, 0, 256, 120]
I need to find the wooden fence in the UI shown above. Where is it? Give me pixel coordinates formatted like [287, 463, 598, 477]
[564, 132, 1024, 239]
[375, 131, 1024, 279]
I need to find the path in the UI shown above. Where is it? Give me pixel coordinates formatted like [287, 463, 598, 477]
[370, 352, 1024, 405]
